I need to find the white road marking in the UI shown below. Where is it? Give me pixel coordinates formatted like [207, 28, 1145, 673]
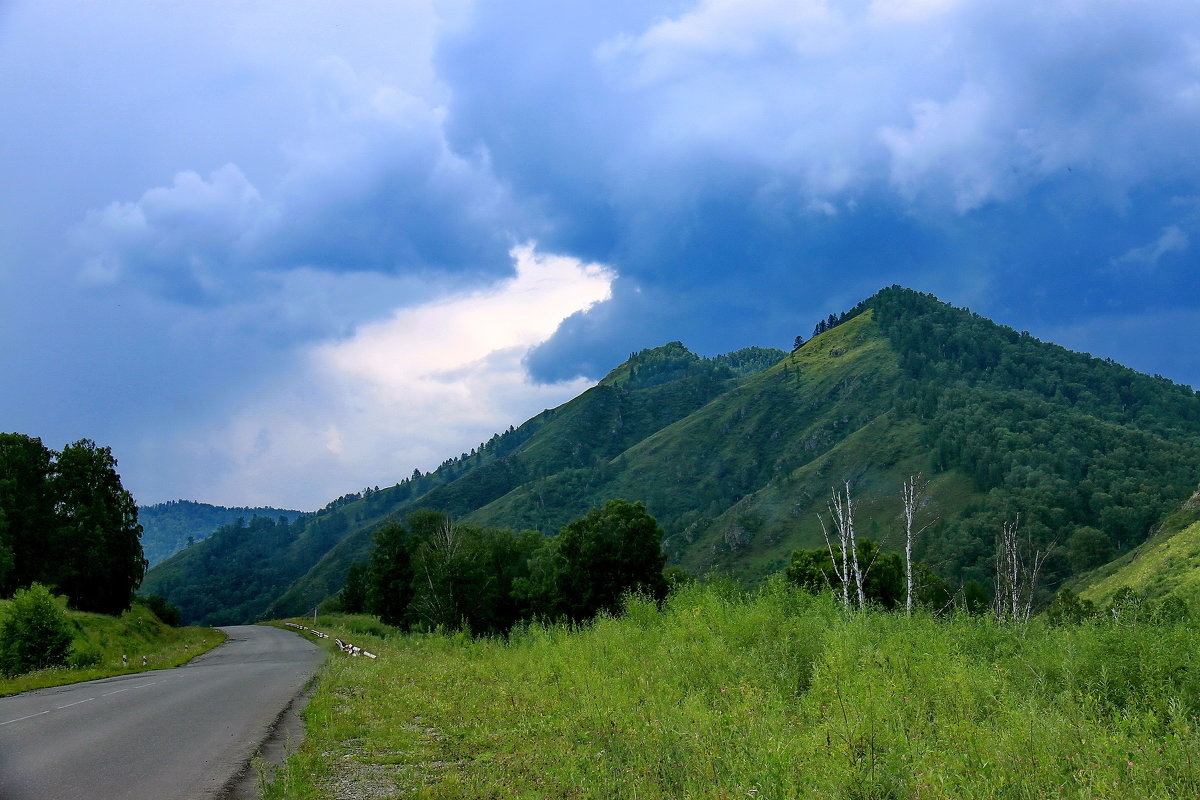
[102, 680, 162, 696]
[0, 709, 53, 726]
[1, 680, 164, 726]
[56, 697, 94, 710]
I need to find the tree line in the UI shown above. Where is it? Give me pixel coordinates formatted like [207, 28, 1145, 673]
[335, 499, 669, 635]
[0, 433, 146, 614]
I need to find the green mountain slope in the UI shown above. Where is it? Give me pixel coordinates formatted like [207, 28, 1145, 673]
[1075, 486, 1200, 606]
[138, 500, 303, 566]
[146, 344, 785, 623]
[145, 287, 1200, 624]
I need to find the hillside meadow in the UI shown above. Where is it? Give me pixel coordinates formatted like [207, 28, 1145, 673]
[0, 598, 225, 695]
[265, 581, 1200, 799]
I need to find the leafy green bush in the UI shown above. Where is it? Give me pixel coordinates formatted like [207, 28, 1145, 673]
[135, 594, 181, 626]
[67, 643, 102, 669]
[0, 583, 74, 676]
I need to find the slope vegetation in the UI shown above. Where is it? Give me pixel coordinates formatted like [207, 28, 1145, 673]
[1077, 486, 1200, 606]
[145, 287, 1200, 624]
[138, 500, 303, 566]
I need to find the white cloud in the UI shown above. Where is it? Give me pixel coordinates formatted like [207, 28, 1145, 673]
[591, 0, 1200, 214]
[75, 164, 265, 297]
[1109, 225, 1190, 272]
[172, 244, 615, 508]
[72, 57, 517, 303]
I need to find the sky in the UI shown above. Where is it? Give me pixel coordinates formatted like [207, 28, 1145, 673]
[2, 0, 1199, 510]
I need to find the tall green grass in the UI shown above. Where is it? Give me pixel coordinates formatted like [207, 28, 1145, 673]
[0, 599, 225, 696]
[268, 581, 1200, 799]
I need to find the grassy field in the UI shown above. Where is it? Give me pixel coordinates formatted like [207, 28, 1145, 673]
[0, 598, 226, 696]
[264, 581, 1200, 799]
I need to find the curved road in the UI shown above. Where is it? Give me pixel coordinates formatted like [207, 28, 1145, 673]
[0, 625, 324, 800]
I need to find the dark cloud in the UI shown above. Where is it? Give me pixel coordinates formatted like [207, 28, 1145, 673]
[6, 0, 1200, 509]
[71, 59, 520, 306]
[437, 0, 1200, 385]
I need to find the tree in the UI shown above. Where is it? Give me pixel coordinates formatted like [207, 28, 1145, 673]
[1066, 526, 1115, 573]
[367, 523, 414, 627]
[819, 482, 866, 608]
[555, 499, 667, 621]
[409, 517, 522, 633]
[0, 583, 73, 676]
[1043, 588, 1096, 625]
[792, 335, 805, 351]
[0, 433, 56, 593]
[663, 565, 695, 591]
[52, 440, 147, 613]
[992, 515, 1051, 621]
[901, 474, 936, 615]
[410, 515, 473, 630]
[335, 562, 370, 614]
[786, 539, 905, 609]
[136, 594, 181, 626]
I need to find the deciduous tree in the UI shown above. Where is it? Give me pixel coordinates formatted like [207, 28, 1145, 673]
[53, 440, 146, 614]
[555, 499, 667, 621]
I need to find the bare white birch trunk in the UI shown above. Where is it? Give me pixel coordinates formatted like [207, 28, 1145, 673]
[830, 482, 864, 608]
[902, 475, 920, 615]
[819, 514, 850, 609]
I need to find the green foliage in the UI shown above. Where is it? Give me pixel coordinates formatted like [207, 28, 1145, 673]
[52, 439, 147, 613]
[352, 502, 667, 634]
[1076, 487, 1200, 609]
[0, 599, 223, 695]
[0, 434, 147, 614]
[67, 642, 102, 669]
[1067, 526, 1116, 572]
[138, 500, 302, 566]
[555, 499, 668, 621]
[1043, 587, 1097, 625]
[0, 433, 57, 593]
[1101, 586, 1192, 625]
[135, 594, 181, 626]
[785, 538, 948, 610]
[662, 564, 695, 590]
[267, 582, 1200, 799]
[367, 523, 413, 626]
[0, 583, 72, 676]
[332, 562, 370, 614]
[150, 287, 1200, 624]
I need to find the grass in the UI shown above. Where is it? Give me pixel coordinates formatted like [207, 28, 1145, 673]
[263, 581, 1200, 799]
[0, 598, 226, 696]
[1077, 493, 1200, 608]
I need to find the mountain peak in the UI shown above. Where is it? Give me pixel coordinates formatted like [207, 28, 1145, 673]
[599, 341, 701, 388]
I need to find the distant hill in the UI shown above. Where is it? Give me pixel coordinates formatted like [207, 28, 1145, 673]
[138, 500, 303, 567]
[1075, 485, 1200, 607]
[142, 287, 1200, 625]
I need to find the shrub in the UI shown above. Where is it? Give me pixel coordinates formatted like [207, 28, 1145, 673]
[0, 583, 74, 676]
[136, 594, 181, 626]
[67, 643, 102, 669]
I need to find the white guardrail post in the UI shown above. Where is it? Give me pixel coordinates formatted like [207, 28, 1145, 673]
[284, 622, 377, 658]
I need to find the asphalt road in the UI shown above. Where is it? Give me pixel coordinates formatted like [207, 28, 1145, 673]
[0, 624, 325, 800]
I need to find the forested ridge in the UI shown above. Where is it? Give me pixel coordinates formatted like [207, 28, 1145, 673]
[143, 287, 1200, 625]
[138, 500, 303, 566]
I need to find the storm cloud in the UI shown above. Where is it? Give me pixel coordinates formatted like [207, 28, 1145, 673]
[2, 0, 1198, 507]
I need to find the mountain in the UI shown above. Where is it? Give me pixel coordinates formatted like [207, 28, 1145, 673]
[137, 500, 303, 567]
[141, 287, 1200, 625]
[1074, 485, 1200, 607]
